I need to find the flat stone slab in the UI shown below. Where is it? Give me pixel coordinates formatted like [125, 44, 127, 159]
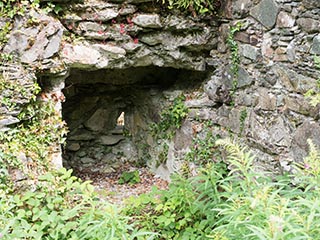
[132, 14, 162, 29]
[100, 135, 125, 145]
[250, 0, 279, 29]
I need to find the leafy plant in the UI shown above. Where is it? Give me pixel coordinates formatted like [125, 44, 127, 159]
[126, 137, 320, 239]
[119, 170, 141, 185]
[150, 94, 188, 140]
[0, 168, 153, 240]
[159, 0, 219, 16]
[186, 121, 221, 166]
[227, 22, 242, 101]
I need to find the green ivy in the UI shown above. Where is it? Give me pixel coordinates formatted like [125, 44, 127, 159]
[185, 121, 221, 166]
[150, 94, 188, 140]
[227, 22, 242, 102]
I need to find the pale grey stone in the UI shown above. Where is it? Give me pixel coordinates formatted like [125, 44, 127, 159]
[119, 4, 137, 15]
[238, 67, 253, 88]
[84, 109, 109, 132]
[291, 121, 320, 162]
[132, 14, 162, 29]
[277, 11, 295, 28]
[43, 29, 63, 59]
[311, 34, 320, 55]
[61, 44, 101, 68]
[94, 44, 126, 59]
[0, 116, 19, 126]
[174, 121, 193, 150]
[78, 22, 105, 32]
[80, 9, 118, 22]
[255, 88, 277, 111]
[250, 0, 279, 29]
[240, 44, 259, 60]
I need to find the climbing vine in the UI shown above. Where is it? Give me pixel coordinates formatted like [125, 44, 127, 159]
[0, 72, 67, 182]
[227, 22, 242, 101]
[150, 94, 188, 140]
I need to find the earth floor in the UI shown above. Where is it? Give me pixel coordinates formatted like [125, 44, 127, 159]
[73, 163, 169, 205]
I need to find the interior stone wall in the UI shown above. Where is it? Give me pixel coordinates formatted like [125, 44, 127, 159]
[62, 67, 209, 174]
[1, 0, 320, 178]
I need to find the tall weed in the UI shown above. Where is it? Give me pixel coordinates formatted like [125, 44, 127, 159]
[126, 138, 320, 240]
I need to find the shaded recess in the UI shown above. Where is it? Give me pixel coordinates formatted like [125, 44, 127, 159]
[62, 66, 209, 175]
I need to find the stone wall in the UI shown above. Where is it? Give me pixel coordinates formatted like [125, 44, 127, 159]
[1, 0, 320, 178]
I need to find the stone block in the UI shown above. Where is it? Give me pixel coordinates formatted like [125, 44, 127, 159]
[255, 88, 277, 111]
[250, 0, 279, 29]
[311, 34, 320, 55]
[277, 11, 295, 28]
[84, 108, 110, 132]
[291, 120, 320, 162]
[132, 14, 162, 28]
[80, 9, 118, 22]
[100, 135, 125, 145]
[274, 65, 318, 94]
[61, 44, 101, 68]
[240, 44, 259, 61]
[237, 67, 253, 88]
[296, 18, 320, 34]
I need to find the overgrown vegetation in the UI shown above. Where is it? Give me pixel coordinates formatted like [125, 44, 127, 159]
[0, 68, 152, 239]
[0, 77, 67, 179]
[227, 22, 242, 102]
[124, 138, 320, 239]
[119, 170, 141, 185]
[159, 0, 220, 15]
[185, 120, 220, 166]
[0, 168, 152, 239]
[150, 94, 188, 166]
[150, 94, 188, 140]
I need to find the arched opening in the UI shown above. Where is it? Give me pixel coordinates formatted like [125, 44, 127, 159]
[61, 66, 210, 176]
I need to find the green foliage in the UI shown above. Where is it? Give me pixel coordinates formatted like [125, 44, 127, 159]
[305, 55, 320, 106]
[0, 0, 26, 18]
[0, 99, 67, 172]
[0, 168, 151, 240]
[159, 0, 219, 15]
[119, 170, 141, 185]
[227, 23, 242, 101]
[0, 74, 67, 180]
[0, 0, 64, 48]
[125, 138, 320, 239]
[150, 95, 188, 140]
[124, 174, 216, 239]
[185, 121, 221, 166]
